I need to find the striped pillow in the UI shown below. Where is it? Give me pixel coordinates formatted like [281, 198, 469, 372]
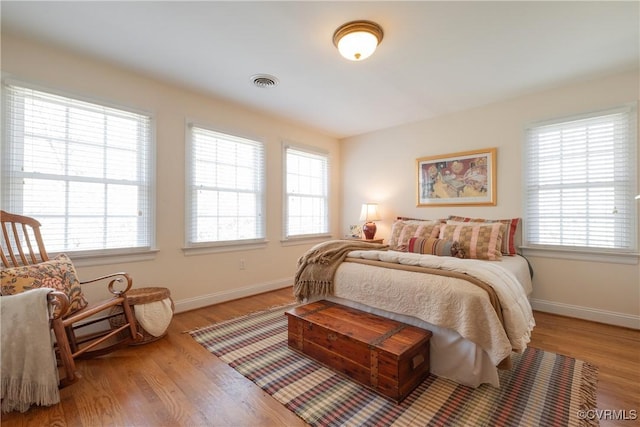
[439, 222, 505, 260]
[388, 219, 440, 251]
[447, 216, 520, 255]
[396, 222, 441, 251]
[408, 237, 466, 258]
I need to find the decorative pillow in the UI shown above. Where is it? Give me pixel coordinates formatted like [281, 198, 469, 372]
[439, 222, 505, 260]
[388, 219, 409, 250]
[408, 237, 466, 258]
[0, 253, 88, 314]
[447, 216, 521, 255]
[394, 220, 441, 251]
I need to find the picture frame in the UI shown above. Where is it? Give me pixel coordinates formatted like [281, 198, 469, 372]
[348, 224, 363, 238]
[416, 147, 496, 207]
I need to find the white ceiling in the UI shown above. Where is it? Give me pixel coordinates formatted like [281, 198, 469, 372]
[2, 1, 638, 139]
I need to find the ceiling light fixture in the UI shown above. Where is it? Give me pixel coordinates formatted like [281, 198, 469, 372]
[333, 20, 384, 61]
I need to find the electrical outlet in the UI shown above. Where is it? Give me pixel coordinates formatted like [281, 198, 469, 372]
[239, 259, 246, 270]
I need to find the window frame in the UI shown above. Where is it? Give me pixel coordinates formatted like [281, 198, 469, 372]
[522, 104, 638, 263]
[184, 122, 267, 254]
[282, 142, 331, 242]
[1, 79, 156, 261]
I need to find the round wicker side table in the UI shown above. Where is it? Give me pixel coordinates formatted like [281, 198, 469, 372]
[110, 286, 174, 345]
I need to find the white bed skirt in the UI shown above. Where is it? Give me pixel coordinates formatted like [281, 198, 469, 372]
[315, 295, 501, 388]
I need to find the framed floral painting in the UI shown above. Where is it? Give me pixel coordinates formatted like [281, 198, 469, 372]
[416, 148, 496, 206]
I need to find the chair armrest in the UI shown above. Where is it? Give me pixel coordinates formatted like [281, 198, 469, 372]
[80, 272, 133, 296]
[47, 290, 70, 320]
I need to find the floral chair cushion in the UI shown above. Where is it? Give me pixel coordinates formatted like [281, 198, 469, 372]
[0, 253, 88, 315]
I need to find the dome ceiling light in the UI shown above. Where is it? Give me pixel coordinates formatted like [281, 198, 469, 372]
[333, 20, 384, 61]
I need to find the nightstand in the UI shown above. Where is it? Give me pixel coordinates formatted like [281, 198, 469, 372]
[344, 238, 384, 244]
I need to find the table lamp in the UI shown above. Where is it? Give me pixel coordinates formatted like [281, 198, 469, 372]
[359, 203, 380, 240]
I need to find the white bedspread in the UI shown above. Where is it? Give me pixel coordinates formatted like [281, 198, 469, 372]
[336, 250, 535, 366]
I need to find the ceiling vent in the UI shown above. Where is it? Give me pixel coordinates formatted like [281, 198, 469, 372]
[251, 74, 279, 89]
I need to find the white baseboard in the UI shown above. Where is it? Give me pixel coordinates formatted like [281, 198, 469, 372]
[173, 285, 640, 330]
[531, 298, 640, 330]
[173, 277, 293, 314]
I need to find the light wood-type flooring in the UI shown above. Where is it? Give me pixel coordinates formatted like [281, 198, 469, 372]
[2, 287, 638, 427]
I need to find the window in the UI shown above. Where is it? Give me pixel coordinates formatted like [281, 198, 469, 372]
[523, 105, 637, 253]
[2, 83, 154, 256]
[284, 145, 330, 239]
[186, 125, 265, 246]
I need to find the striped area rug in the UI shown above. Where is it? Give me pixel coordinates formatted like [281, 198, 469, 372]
[189, 304, 598, 427]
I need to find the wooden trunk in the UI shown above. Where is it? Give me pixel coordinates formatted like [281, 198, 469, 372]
[285, 300, 432, 402]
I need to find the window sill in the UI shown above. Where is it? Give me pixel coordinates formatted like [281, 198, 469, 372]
[280, 234, 333, 247]
[182, 240, 268, 256]
[520, 246, 639, 265]
[56, 249, 159, 267]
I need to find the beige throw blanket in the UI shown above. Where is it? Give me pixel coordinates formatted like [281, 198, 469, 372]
[294, 240, 388, 301]
[1, 288, 60, 413]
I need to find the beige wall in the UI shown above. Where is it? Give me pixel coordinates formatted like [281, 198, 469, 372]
[340, 70, 640, 328]
[2, 33, 638, 328]
[1, 34, 341, 310]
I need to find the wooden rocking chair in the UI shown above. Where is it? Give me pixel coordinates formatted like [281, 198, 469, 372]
[0, 210, 141, 386]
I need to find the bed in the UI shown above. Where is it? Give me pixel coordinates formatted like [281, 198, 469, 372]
[295, 217, 535, 388]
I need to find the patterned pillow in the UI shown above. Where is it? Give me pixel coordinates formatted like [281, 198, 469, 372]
[408, 237, 466, 258]
[447, 216, 521, 255]
[393, 220, 441, 251]
[389, 218, 447, 247]
[0, 253, 88, 314]
[388, 219, 409, 250]
[439, 222, 505, 260]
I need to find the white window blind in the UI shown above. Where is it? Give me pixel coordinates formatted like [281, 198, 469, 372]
[187, 126, 265, 245]
[284, 145, 329, 238]
[2, 83, 154, 255]
[524, 105, 637, 252]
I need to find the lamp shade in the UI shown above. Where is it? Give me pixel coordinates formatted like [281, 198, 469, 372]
[333, 21, 384, 61]
[359, 203, 380, 222]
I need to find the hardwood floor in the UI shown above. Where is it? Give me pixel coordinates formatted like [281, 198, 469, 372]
[2, 287, 639, 427]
